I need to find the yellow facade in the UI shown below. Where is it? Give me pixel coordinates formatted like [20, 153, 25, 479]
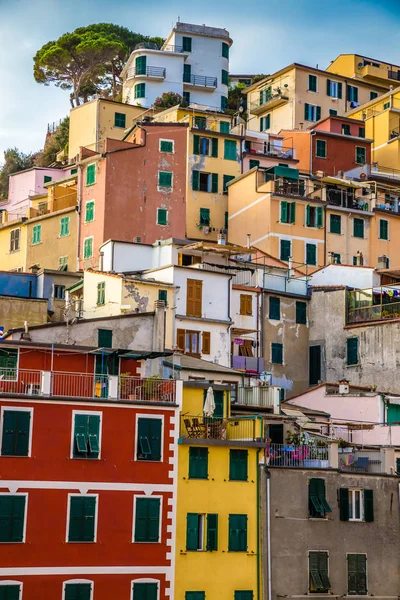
[176, 385, 262, 600]
[0, 218, 28, 271]
[327, 54, 400, 89]
[68, 98, 147, 160]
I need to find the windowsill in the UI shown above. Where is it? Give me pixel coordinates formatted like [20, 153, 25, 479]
[157, 186, 173, 192]
[315, 155, 327, 160]
[9, 250, 21, 254]
[72, 456, 99, 460]
[0, 454, 29, 458]
[307, 90, 319, 94]
[59, 234, 71, 239]
[378, 238, 389, 241]
[67, 540, 96, 544]
[86, 183, 96, 187]
[329, 231, 342, 235]
[136, 458, 161, 462]
[157, 223, 169, 227]
[31, 242, 42, 246]
[84, 220, 94, 224]
[346, 363, 359, 368]
[114, 125, 126, 129]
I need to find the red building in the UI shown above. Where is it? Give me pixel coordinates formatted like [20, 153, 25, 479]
[281, 116, 372, 176]
[0, 340, 181, 600]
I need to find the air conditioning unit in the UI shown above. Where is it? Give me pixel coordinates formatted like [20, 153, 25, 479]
[378, 255, 389, 269]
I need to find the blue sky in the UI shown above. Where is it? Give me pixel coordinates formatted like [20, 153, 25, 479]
[1, 0, 400, 161]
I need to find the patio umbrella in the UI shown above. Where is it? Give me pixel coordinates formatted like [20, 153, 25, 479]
[204, 387, 216, 417]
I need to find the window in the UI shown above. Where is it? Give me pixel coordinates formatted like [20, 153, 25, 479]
[199, 208, 210, 226]
[379, 219, 388, 240]
[306, 243, 317, 266]
[229, 449, 248, 481]
[54, 284, 65, 299]
[134, 497, 161, 542]
[271, 343, 283, 365]
[186, 279, 202, 317]
[192, 171, 218, 193]
[83, 237, 93, 259]
[0, 495, 26, 542]
[225, 211, 229, 229]
[370, 91, 378, 100]
[194, 116, 206, 129]
[269, 297, 280, 320]
[1, 409, 31, 456]
[223, 174, 235, 193]
[158, 171, 172, 188]
[86, 164, 96, 186]
[32, 225, 41, 245]
[98, 329, 112, 348]
[309, 551, 331, 593]
[133, 583, 158, 600]
[135, 55, 147, 75]
[183, 64, 191, 83]
[186, 593, 205, 600]
[346, 337, 359, 366]
[353, 218, 364, 238]
[296, 301, 307, 324]
[342, 123, 351, 135]
[280, 201, 296, 224]
[329, 109, 338, 116]
[10, 229, 20, 252]
[222, 42, 229, 59]
[96, 282, 105, 306]
[347, 554, 367, 595]
[134, 83, 146, 99]
[68, 495, 96, 542]
[356, 146, 366, 164]
[222, 69, 229, 85]
[383, 101, 390, 110]
[71, 168, 77, 175]
[202, 331, 211, 355]
[315, 140, 326, 158]
[260, 114, 271, 131]
[182, 36, 192, 51]
[224, 140, 237, 160]
[308, 478, 332, 518]
[114, 112, 126, 128]
[157, 209, 168, 226]
[183, 91, 191, 105]
[60, 216, 70, 237]
[304, 103, 321, 122]
[347, 85, 359, 103]
[220, 121, 230, 133]
[326, 79, 342, 98]
[234, 593, 253, 600]
[44, 175, 52, 184]
[240, 294, 252, 316]
[64, 583, 92, 600]
[186, 513, 205, 550]
[330, 214, 341, 234]
[332, 252, 341, 264]
[158, 290, 168, 306]
[160, 139, 174, 153]
[306, 205, 323, 228]
[0, 348, 18, 381]
[308, 74, 317, 92]
[228, 514, 247, 551]
[0, 584, 21, 600]
[359, 127, 365, 138]
[136, 417, 162, 461]
[72, 413, 100, 459]
[193, 135, 218, 157]
[221, 96, 228, 111]
[280, 239, 291, 261]
[178, 330, 200, 355]
[85, 201, 94, 223]
[189, 447, 208, 479]
[340, 488, 373, 522]
[59, 256, 68, 271]
[249, 159, 260, 169]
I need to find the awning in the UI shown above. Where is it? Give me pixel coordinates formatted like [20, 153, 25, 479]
[281, 408, 306, 417]
[89, 348, 174, 359]
[267, 165, 299, 180]
[322, 176, 365, 189]
[67, 279, 83, 293]
[89, 348, 116, 355]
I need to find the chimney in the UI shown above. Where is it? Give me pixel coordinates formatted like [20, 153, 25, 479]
[246, 234, 251, 249]
[339, 379, 350, 395]
[152, 300, 166, 352]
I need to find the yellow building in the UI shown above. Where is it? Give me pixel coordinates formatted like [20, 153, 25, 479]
[176, 382, 263, 600]
[244, 63, 386, 135]
[327, 54, 400, 89]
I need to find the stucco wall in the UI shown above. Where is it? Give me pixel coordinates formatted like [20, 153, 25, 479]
[0, 221, 28, 271]
[0, 296, 48, 332]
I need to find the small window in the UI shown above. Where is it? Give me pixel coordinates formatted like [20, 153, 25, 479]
[1, 409, 31, 456]
[249, 159, 260, 170]
[340, 488, 374, 522]
[296, 301, 307, 324]
[347, 85, 359, 103]
[220, 121, 230, 133]
[85, 201, 94, 223]
[271, 343, 283, 365]
[347, 554, 367, 595]
[193, 135, 217, 157]
[353, 218, 364, 238]
[308, 74, 318, 92]
[304, 103, 321, 122]
[83, 237, 93, 259]
[222, 69, 229, 85]
[234, 593, 253, 600]
[134, 497, 161, 542]
[280, 239, 291, 261]
[309, 551, 331, 593]
[356, 146, 366, 165]
[228, 514, 247, 551]
[370, 91, 378, 100]
[158, 290, 168, 305]
[54, 284, 65, 299]
[186, 593, 205, 600]
[329, 109, 338, 116]
[229, 449, 248, 481]
[306, 205, 323, 228]
[59, 256, 68, 271]
[32, 225, 41, 245]
[96, 282, 105, 306]
[260, 114, 271, 131]
[114, 112, 126, 128]
[68, 495, 96, 542]
[194, 116, 207, 129]
[157, 208, 168, 226]
[330, 214, 341, 234]
[383, 101, 390, 110]
[183, 91, 191, 105]
[342, 124, 351, 135]
[269, 297, 280, 320]
[332, 253, 341, 264]
[10, 228, 21, 252]
[308, 478, 332, 518]
[359, 127, 365, 138]
[158, 171, 172, 188]
[134, 83, 146, 99]
[379, 219, 388, 240]
[133, 583, 159, 600]
[0, 348, 18, 381]
[182, 36, 192, 52]
[306, 243, 317, 266]
[199, 208, 210, 226]
[224, 139, 237, 161]
[346, 337, 359, 366]
[202, 331, 211, 355]
[280, 201, 296, 224]
[189, 447, 208, 479]
[326, 79, 342, 98]
[315, 140, 326, 158]
[223, 174, 235, 193]
[60, 216, 70, 237]
[72, 413, 101, 459]
[348, 489, 364, 521]
[44, 175, 52, 184]
[64, 583, 92, 600]
[222, 42, 229, 59]
[86, 164, 96, 186]
[0, 495, 26, 542]
[240, 294, 252, 316]
[71, 168, 78, 175]
[160, 139, 174, 153]
[135, 55, 146, 75]
[137, 418, 162, 461]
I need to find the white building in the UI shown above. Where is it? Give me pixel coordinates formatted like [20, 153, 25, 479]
[121, 22, 232, 111]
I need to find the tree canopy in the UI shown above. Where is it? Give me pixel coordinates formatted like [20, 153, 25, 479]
[34, 117, 70, 167]
[0, 149, 37, 199]
[153, 92, 187, 110]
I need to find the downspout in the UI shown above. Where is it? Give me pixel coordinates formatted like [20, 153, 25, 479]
[323, 204, 327, 266]
[76, 164, 83, 272]
[228, 275, 233, 366]
[256, 447, 261, 600]
[264, 466, 272, 600]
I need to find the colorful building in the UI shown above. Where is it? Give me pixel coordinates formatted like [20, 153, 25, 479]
[326, 53, 400, 90]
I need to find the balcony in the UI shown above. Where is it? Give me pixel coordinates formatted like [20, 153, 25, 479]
[266, 442, 330, 468]
[0, 369, 177, 403]
[163, 44, 187, 53]
[244, 140, 294, 160]
[338, 449, 384, 474]
[183, 74, 217, 89]
[347, 285, 400, 324]
[232, 356, 264, 374]
[388, 69, 400, 82]
[236, 386, 280, 412]
[250, 92, 289, 116]
[326, 188, 371, 211]
[180, 414, 265, 444]
[126, 66, 166, 80]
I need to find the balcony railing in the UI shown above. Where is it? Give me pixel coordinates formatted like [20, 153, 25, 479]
[180, 415, 264, 442]
[0, 369, 176, 403]
[338, 449, 383, 474]
[273, 181, 306, 197]
[388, 70, 400, 81]
[163, 44, 185, 53]
[326, 188, 370, 211]
[244, 141, 294, 160]
[183, 74, 217, 88]
[266, 443, 329, 468]
[250, 93, 289, 114]
[232, 356, 264, 374]
[347, 300, 400, 324]
[236, 386, 277, 409]
[127, 66, 166, 79]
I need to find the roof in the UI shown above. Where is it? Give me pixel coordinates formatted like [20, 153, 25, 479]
[282, 402, 331, 417]
[0, 339, 173, 358]
[181, 241, 256, 256]
[163, 354, 242, 375]
[347, 85, 400, 117]
[328, 53, 400, 71]
[164, 22, 232, 46]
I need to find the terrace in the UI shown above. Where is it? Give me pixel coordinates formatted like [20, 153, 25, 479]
[180, 414, 265, 445]
[347, 284, 400, 324]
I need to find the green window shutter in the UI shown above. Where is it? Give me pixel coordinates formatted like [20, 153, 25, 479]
[96, 281, 105, 305]
[346, 337, 358, 366]
[316, 140, 326, 158]
[68, 496, 96, 542]
[83, 238, 93, 259]
[211, 173, 218, 193]
[1, 410, 30, 456]
[137, 418, 162, 461]
[280, 201, 288, 223]
[60, 217, 69, 237]
[330, 214, 341, 234]
[220, 121, 230, 133]
[380, 219, 388, 240]
[309, 552, 324, 591]
[65, 584, 92, 600]
[280, 239, 291, 261]
[370, 91, 378, 100]
[98, 329, 112, 348]
[356, 146, 366, 164]
[158, 171, 172, 187]
[271, 343, 283, 364]
[234, 593, 253, 600]
[326, 79, 331, 96]
[309, 74, 317, 92]
[0, 348, 18, 380]
[200, 208, 210, 226]
[228, 514, 247, 551]
[224, 140, 237, 160]
[133, 583, 158, 600]
[316, 206, 323, 228]
[32, 225, 41, 244]
[44, 175, 52, 183]
[186, 593, 205, 600]
[157, 209, 168, 225]
[86, 164, 95, 186]
[296, 301, 307, 325]
[222, 69, 229, 85]
[114, 112, 126, 128]
[304, 103, 309, 120]
[222, 42, 229, 58]
[305, 204, 311, 227]
[354, 87, 359, 102]
[329, 109, 338, 116]
[315, 478, 331, 513]
[309, 478, 324, 517]
[160, 140, 173, 153]
[211, 138, 219, 158]
[353, 217, 364, 238]
[73, 414, 100, 459]
[0, 495, 26, 542]
[158, 290, 168, 305]
[318, 552, 331, 590]
[264, 114, 271, 129]
[0, 585, 21, 600]
[306, 243, 317, 265]
[269, 297, 280, 320]
[193, 135, 200, 155]
[183, 64, 191, 83]
[223, 174, 235, 193]
[249, 159, 260, 169]
[182, 37, 192, 52]
[347, 554, 367, 595]
[134, 497, 160, 542]
[260, 118, 264, 132]
[339, 487, 349, 521]
[188, 447, 208, 479]
[85, 201, 94, 222]
[364, 489, 374, 522]
[356, 554, 367, 594]
[338, 82, 343, 99]
[135, 55, 147, 75]
[316, 106, 321, 121]
[206, 513, 218, 551]
[289, 202, 296, 223]
[229, 449, 248, 481]
[186, 513, 199, 550]
[192, 170, 200, 191]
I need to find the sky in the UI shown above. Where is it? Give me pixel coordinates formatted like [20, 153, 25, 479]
[1, 0, 400, 161]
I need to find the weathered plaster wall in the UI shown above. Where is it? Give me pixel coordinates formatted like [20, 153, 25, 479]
[0, 296, 48, 333]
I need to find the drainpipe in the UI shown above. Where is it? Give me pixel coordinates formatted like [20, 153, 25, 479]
[76, 164, 83, 272]
[228, 275, 233, 366]
[256, 447, 261, 600]
[264, 466, 272, 600]
[323, 205, 327, 266]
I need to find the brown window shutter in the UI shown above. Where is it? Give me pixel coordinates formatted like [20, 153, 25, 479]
[194, 280, 203, 317]
[240, 294, 245, 315]
[177, 329, 186, 351]
[202, 331, 211, 354]
[186, 280, 195, 315]
[246, 295, 252, 315]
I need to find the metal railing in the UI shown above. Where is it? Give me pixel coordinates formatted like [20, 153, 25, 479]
[51, 372, 108, 399]
[237, 386, 275, 408]
[244, 141, 294, 159]
[163, 44, 185, 53]
[127, 66, 166, 79]
[273, 182, 306, 197]
[388, 70, 400, 81]
[119, 377, 176, 402]
[183, 74, 217, 88]
[250, 93, 288, 112]
[0, 369, 42, 395]
[348, 300, 400, 324]
[326, 189, 370, 211]
[338, 449, 383, 474]
[265, 443, 329, 468]
[181, 415, 263, 442]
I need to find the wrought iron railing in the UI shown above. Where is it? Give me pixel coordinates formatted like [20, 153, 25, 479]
[127, 66, 166, 79]
[265, 443, 329, 468]
[388, 70, 400, 81]
[180, 415, 264, 442]
[184, 74, 217, 87]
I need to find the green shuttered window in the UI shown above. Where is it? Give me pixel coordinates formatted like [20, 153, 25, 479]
[223, 174, 235, 193]
[133, 583, 158, 600]
[186, 513, 201, 550]
[114, 112, 126, 128]
[158, 171, 172, 188]
[86, 164, 96, 186]
[249, 159, 260, 169]
[68, 495, 96, 542]
[234, 593, 253, 600]
[348, 554, 367, 595]
[306, 243, 317, 266]
[380, 219, 388, 240]
[356, 146, 366, 164]
[280, 239, 291, 261]
[340, 488, 373, 522]
[135, 55, 146, 75]
[346, 337, 359, 366]
[330, 214, 341, 234]
[229, 449, 248, 481]
[1, 410, 30, 456]
[308, 74, 317, 92]
[98, 329, 112, 348]
[308, 478, 332, 518]
[134, 497, 161, 542]
[269, 296, 280, 320]
[73, 413, 100, 459]
[96, 282, 105, 306]
[206, 513, 218, 551]
[189, 447, 208, 479]
[271, 343, 283, 364]
[304, 103, 321, 121]
[280, 201, 296, 223]
[316, 140, 326, 158]
[200, 208, 210, 226]
[224, 139, 237, 161]
[160, 140, 173, 153]
[137, 418, 162, 461]
[186, 593, 205, 600]
[157, 209, 168, 225]
[83, 238, 93, 259]
[158, 290, 168, 305]
[309, 551, 331, 592]
[326, 79, 342, 98]
[32, 225, 41, 245]
[64, 583, 92, 600]
[347, 85, 359, 103]
[228, 513, 247, 551]
[0, 585, 21, 600]
[222, 42, 229, 59]
[134, 83, 146, 98]
[44, 175, 52, 184]
[0, 495, 26, 542]
[183, 64, 191, 83]
[220, 121, 230, 133]
[260, 114, 271, 131]
[85, 201, 94, 222]
[221, 96, 228, 111]
[296, 301, 307, 324]
[182, 37, 192, 52]
[60, 216, 70, 237]
[222, 69, 229, 85]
